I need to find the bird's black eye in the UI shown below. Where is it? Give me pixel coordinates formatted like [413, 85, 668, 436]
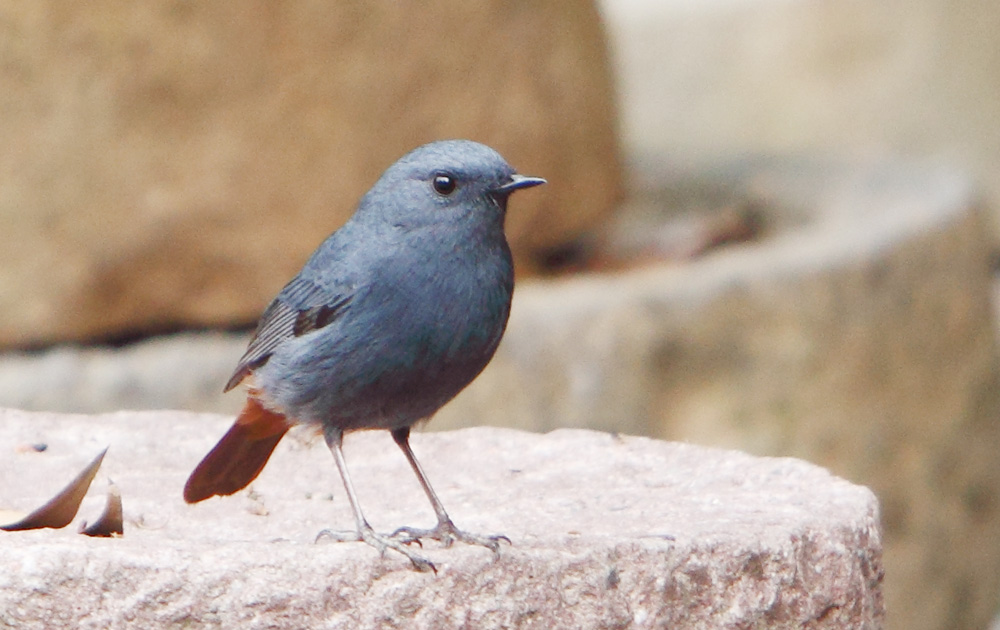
[432, 173, 457, 196]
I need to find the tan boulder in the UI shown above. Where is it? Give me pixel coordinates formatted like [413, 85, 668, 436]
[0, 1, 621, 348]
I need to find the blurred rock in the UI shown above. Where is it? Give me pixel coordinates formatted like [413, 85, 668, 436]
[598, 0, 1000, 233]
[0, 409, 884, 629]
[0, 332, 244, 415]
[0, 1, 621, 348]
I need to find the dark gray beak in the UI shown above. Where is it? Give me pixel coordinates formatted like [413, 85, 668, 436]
[492, 174, 547, 196]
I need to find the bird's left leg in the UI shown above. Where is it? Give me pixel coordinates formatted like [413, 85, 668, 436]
[389, 426, 510, 555]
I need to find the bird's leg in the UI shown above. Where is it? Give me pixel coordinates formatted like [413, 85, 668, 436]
[315, 425, 436, 572]
[389, 426, 510, 555]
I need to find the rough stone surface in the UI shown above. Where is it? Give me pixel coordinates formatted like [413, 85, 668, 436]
[0, 1, 621, 348]
[0, 408, 883, 629]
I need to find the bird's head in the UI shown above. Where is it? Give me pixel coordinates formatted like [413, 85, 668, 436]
[358, 140, 545, 230]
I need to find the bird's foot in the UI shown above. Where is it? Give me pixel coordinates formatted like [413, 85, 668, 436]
[316, 525, 436, 573]
[392, 517, 510, 556]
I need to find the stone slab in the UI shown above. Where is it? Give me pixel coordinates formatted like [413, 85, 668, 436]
[0, 408, 883, 629]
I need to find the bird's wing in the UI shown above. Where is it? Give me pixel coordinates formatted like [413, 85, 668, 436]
[224, 275, 352, 392]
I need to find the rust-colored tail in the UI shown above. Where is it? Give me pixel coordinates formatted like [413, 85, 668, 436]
[184, 398, 290, 504]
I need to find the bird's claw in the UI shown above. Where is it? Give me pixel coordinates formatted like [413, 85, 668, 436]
[391, 519, 510, 557]
[316, 525, 436, 573]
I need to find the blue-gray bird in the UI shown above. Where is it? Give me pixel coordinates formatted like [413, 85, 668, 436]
[184, 140, 545, 571]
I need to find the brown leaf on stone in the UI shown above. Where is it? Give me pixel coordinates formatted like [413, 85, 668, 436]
[0, 447, 107, 531]
[79, 480, 123, 538]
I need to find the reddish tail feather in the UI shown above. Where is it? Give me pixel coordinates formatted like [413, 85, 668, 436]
[184, 397, 290, 504]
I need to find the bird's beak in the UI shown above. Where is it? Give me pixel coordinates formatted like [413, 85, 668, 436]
[492, 174, 547, 195]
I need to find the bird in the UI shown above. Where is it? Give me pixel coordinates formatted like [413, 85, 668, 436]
[183, 139, 545, 571]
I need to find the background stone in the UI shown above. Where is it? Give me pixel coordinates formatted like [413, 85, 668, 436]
[0, 332, 241, 414]
[0, 1, 621, 348]
[0, 408, 884, 629]
[598, 0, 1000, 233]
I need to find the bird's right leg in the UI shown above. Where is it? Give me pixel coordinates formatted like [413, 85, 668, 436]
[315, 425, 436, 572]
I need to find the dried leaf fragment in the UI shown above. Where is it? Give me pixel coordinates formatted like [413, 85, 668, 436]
[0, 447, 108, 531]
[80, 480, 124, 538]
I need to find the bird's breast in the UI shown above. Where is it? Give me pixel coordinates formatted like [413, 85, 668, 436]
[257, 230, 513, 429]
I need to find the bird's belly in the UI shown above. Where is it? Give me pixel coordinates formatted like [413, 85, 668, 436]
[256, 286, 508, 431]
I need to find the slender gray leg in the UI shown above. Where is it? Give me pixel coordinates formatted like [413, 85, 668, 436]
[315, 425, 436, 572]
[390, 426, 510, 555]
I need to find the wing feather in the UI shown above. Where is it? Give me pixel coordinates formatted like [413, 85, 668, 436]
[224, 275, 351, 392]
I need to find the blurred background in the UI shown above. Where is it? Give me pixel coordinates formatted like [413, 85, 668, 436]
[1, 2, 998, 629]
